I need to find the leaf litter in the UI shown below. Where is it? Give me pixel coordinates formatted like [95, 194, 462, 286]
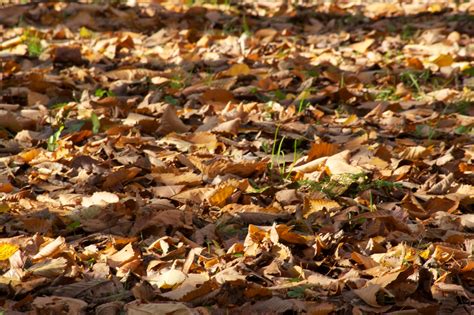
[0, 0, 473, 314]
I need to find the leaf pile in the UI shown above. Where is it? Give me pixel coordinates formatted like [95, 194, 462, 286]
[0, 1, 473, 314]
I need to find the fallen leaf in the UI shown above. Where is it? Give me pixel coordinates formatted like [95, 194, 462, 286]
[200, 89, 234, 104]
[208, 185, 235, 207]
[325, 150, 364, 175]
[307, 141, 339, 161]
[157, 105, 190, 135]
[223, 63, 250, 77]
[108, 243, 137, 268]
[151, 269, 187, 289]
[353, 284, 383, 307]
[33, 296, 88, 315]
[161, 273, 209, 300]
[0, 243, 19, 261]
[350, 38, 375, 53]
[432, 54, 454, 67]
[126, 301, 193, 315]
[304, 199, 340, 218]
[32, 237, 66, 261]
[82, 191, 119, 207]
[102, 167, 141, 189]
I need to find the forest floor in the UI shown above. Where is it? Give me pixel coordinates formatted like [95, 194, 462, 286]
[0, 1, 473, 314]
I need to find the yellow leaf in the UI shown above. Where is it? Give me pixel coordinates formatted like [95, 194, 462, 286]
[428, 3, 442, 13]
[304, 199, 340, 218]
[433, 54, 454, 67]
[225, 63, 250, 77]
[0, 203, 10, 213]
[79, 26, 93, 38]
[0, 243, 19, 260]
[419, 248, 430, 260]
[19, 148, 41, 163]
[276, 225, 310, 245]
[343, 114, 358, 125]
[208, 185, 235, 207]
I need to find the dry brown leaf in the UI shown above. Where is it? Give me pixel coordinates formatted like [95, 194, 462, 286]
[150, 269, 187, 289]
[353, 284, 383, 307]
[188, 132, 220, 152]
[257, 77, 279, 91]
[53, 46, 84, 65]
[0, 110, 35, 132]
[96, 301, 124, 315]
[32, 236, 66, 261]
[350, 38, 375, 53]
[292, 156, 328, 173]
[223, 63, 250, 77]
[365, 3, 401, 18]
[161, 273, 209, 300]
[304, 199, 340, 218]
[1, 2, 473, 312]
[460, 214, 474, 230]
[33, 296, 88, 315]
[157, 105, 190, 135]
[200, 89, 234, 104]
[239, 296, 306, 313]
[406, 57, 424, 70]
[188, 155, 268, 179]
[126, 301, 193, 315]
[0, 183, 14, 194]
[102, 167, 141, 190]
[212, 118, 241, 135]
[171, 187, 213, 204]
[324, 150, 364, 175]
[424, 197, 459, 214]
[433, 245, 469, 263]
[276, 224, 311, 245]
[152, 172, 202, 186]
[306, 302, 336, 315]
[22, 217, 52, 234]
[151, 185, 186, 198]
[307, 141, 339, 161]
[82, 191, 119, 207]
[399, 145, 431, 160]
[108, 243, 137, 268]
[351, 252, 379, 269]
[27, 257, 68, 278]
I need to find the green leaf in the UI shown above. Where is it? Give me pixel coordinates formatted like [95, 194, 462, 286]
[91, 112, 100, 134]
[454, 125, 473, 135]
[47, 125, 64, 152]
[287, 286, 305, 299]
[463, 67, 474, 77]
[274, 89, 286, 101]
[67, 121, 86, 133]
[94, 89, 114, 98]
[23, 29, 43, 57]
[164, 95, 178, 106]
[67, 221, 81, 231]
[49, 102, 69, 110]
